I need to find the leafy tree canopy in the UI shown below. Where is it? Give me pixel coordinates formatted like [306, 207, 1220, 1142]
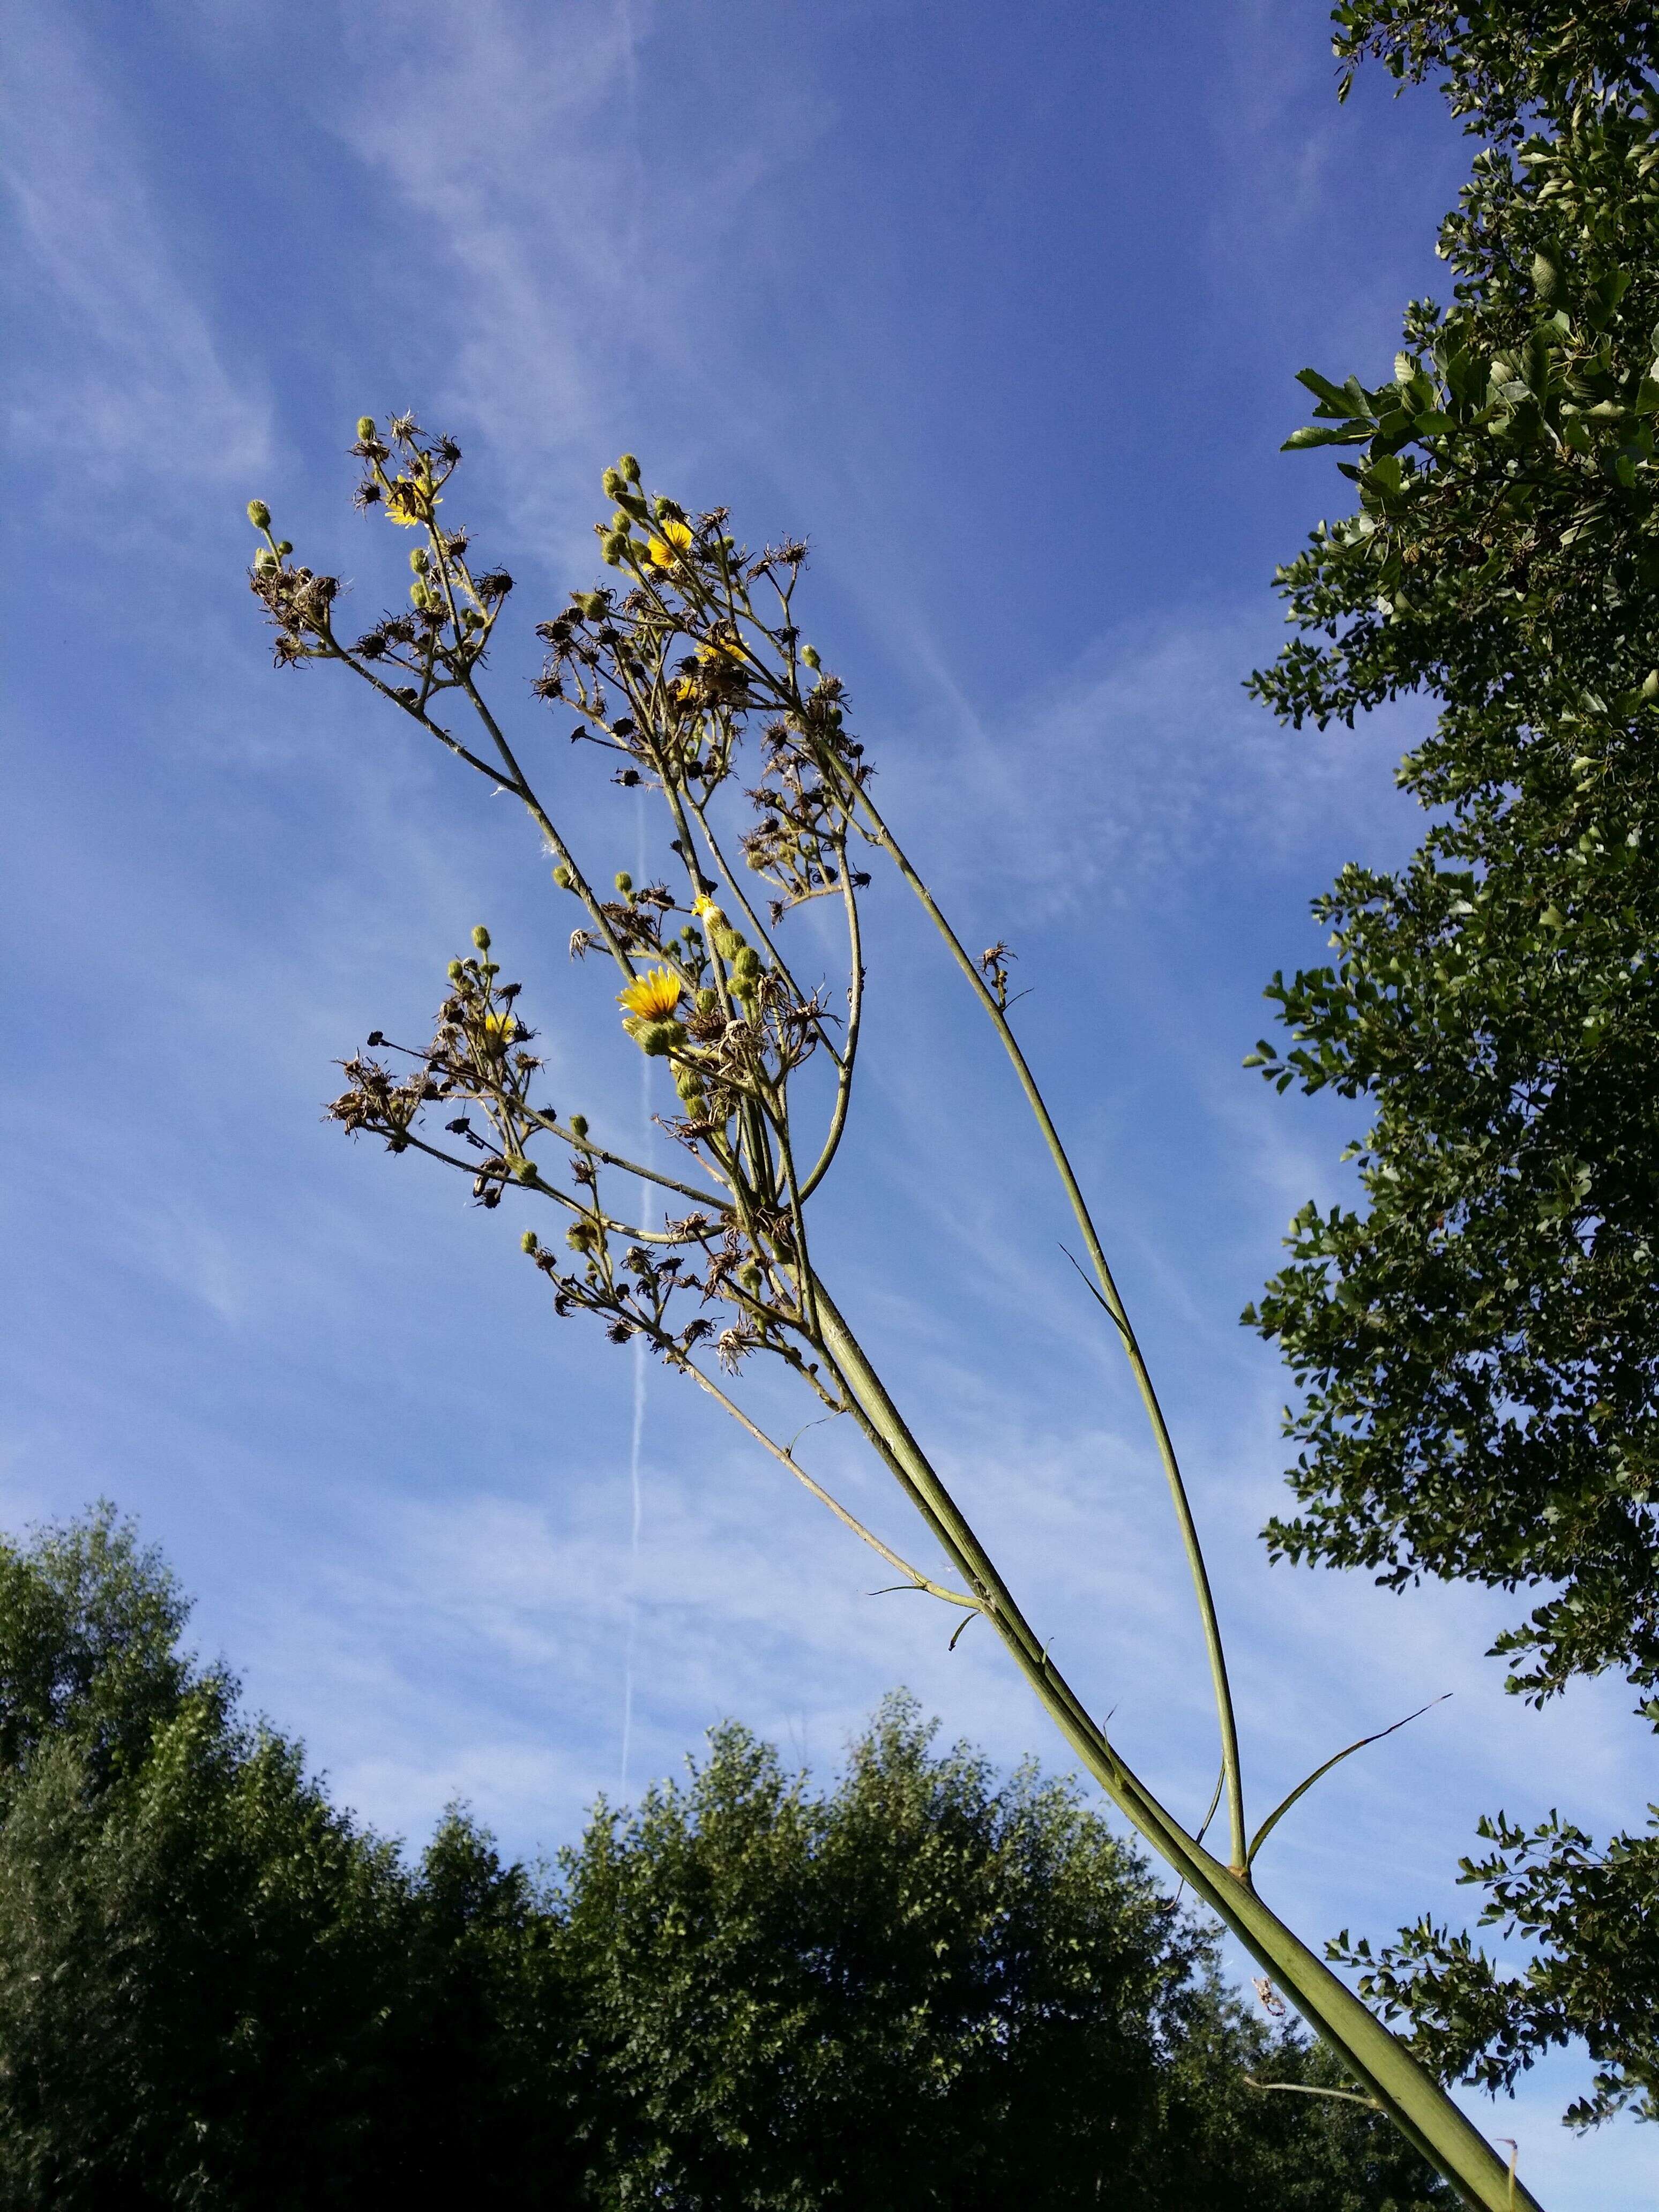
[0, 1506, 576, 2209]
[1246, 4, 1659, 1709]
[559, 1693, 1446, 2211]
[1333, 1804, 1659, 2127]
[0, 1507, 1449, 2208]
[1245, 0, 1659, 2129]
[1331, 0, 1659, 128]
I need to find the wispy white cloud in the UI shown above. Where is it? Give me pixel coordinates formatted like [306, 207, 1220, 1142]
[881, 606, 1431, 915]
[312, 0, 829, 556]
[1, 7, 270, 495]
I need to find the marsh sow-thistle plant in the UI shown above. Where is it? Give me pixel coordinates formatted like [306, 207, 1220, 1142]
[246, 416, 1540, 2212]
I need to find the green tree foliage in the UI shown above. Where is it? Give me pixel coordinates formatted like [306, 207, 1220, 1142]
[0, 1508, 1450, 2208]
[0, 1505, 576, 2209]
[1334, 1806, 1659, 2127]
[1246, 0, 1659, 2127]
[558, 1694, 1448, 2211]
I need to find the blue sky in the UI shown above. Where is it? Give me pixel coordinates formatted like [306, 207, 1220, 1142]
[3, 2, 1651, 2201]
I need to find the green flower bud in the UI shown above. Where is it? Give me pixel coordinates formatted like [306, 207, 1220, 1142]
[447, 959, 465, 982]
[731, 946, 761, 981]
[739, 1261, 761, 1291]
[275, 540, 293, 556]
[410, 580, 429, 607]
[619, 453, 640, 482]
[357, 416, 377, 441]
[570, 1114, 589, 1138]
[552, 864, 573, 890]
[602, 468, 624, 499]
[610, 510, 632, 535]
[521, 1229, 539, 1254]
[713, 927, 744, 960]
[614, 871, 633, 892]
[601, 533, 628, 566]
[246, 499, 271, 529]
[696, 989, 718, 1015]
[638, 1019, 686, 1057]
[514, 1157, 539, 1183]
[410, 547, 428, 572]
[255, 548, 279, 573]
[801, 644, 820, 669]
[473, 924, 491, 951]
[566, 1221, 595, 1252]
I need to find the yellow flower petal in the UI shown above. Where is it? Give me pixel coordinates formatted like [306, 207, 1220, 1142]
[646, 519, 694, 566]
[617, 968, 683, 1021]
[385, 477, 442, 527]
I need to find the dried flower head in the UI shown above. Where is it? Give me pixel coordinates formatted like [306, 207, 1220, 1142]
[384, 476, 439, 527]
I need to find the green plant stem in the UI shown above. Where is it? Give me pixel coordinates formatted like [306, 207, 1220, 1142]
[839, 779, 1248, 1880]
[459, 672, 636, 972]
[687, 798, 817, 1035]
[810, 1277, 1542, 2212]
[797, 858, 865, 1201]
[666, 1344, 976, 1608]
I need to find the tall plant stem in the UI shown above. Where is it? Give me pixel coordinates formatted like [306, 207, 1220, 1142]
[840, 779, 1247, 1878]
[810, 1278, 1542, 2212]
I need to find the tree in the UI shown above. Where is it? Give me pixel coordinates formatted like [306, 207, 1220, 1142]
[0, 1508, 1447, 2208]
[0, 1506, 578, 2208]
[1245, 0, 1659, 2130]
[241, 395, 1536, 2195]
[559, 1692, 1449, 2211]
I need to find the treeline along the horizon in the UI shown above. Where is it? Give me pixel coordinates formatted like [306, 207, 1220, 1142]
[0, 1506, 1449, 2209]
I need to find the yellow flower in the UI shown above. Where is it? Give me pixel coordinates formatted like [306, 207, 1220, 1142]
[646, 519, 694, 566]
[385, 476, 440, 527]
[481, 1008, 515, 1049]
[617, 968, 683, 1021]
[692, 894, 723, 922]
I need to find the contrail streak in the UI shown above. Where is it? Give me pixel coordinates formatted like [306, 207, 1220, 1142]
[619, 1322, 646, 1792]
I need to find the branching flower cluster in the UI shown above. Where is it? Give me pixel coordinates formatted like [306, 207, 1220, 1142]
[268, 419, 976, 1612]
[287, 429, 887, 1410]
[241, 416, 1549, 2210]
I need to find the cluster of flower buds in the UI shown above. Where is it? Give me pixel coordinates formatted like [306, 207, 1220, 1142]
[526, 460, 874, 946]
[287, 440, 865, 1395]
[244, 417, 513, 699]
[326, 923, 550, 1208]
